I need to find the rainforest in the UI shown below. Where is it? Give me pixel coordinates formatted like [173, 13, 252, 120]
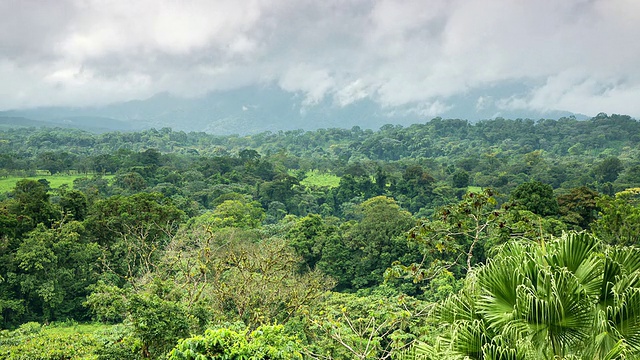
[1, 114, 640, 359]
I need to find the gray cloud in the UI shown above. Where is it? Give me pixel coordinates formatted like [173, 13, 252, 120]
[1, 0, 639, 117]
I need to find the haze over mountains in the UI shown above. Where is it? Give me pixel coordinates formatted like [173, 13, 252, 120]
[0, 85, 584, 134]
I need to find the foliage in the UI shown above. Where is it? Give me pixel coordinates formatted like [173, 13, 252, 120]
[557, 186, 600, 229]
[0, 220, 100, 326]
[85, 192, 185, 283]
[0, 322, 107, 360]
[385, 189, 537, 283]
[509, 180, 558, 216]
[158, 230, 335, 328]
[286, 214, 339, 271]
[7, 179, 60, 233]
[592, 188, 640, 245]
[127, 291, 191, 358]
[339, 196, 418, 290]
[92, 324, 143, 360]
[305, 289, 431, 360]
[594, 156, 624, 183]
[189, 199, 265, 230]
[412, 232, 640, 359]
[2, 115, 640, 356]
[85, 279, 194, 359]
[168, 324, 303, 360]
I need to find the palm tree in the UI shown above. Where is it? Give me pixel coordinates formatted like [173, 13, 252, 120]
[397, 232, 640, 360]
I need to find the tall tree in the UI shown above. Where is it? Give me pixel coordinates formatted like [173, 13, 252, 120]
[337, 196, 417, 290]
[85, 192, 184, 283]
[510, 181, 559, 216]
[594, 156, 624, 183]
[8, 179, 59, 233]
[12, 221, 99, 323]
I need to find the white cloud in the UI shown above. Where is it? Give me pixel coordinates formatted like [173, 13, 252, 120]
[499, 70, 640, 116]
[278, 64, 336, 106]
[334, 79, 373, 106]
[0, 0, 639, 117]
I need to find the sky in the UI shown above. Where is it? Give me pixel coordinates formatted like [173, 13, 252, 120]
[1, 0, 639, 118]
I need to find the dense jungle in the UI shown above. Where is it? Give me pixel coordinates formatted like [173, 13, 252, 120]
[2, 113, 640, 359]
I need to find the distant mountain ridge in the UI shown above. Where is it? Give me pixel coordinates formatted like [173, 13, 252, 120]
[0, 115, 139, 133]
[0, 85, 587, 134]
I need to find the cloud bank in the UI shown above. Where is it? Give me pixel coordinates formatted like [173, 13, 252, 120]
[1, 0, 639, 117]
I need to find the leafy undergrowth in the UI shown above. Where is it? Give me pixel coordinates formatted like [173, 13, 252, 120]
[0, 321, 116, 360]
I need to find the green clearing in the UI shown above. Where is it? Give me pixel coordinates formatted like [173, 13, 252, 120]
[0, 174, 114, 194]
[299, 170, 341, 188]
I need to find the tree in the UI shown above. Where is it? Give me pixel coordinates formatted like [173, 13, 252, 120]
[306, 290, 430, 360]
[13, 221, 100, 322]
[150, 228, 335, 329]
[619, 164, 640, 185]
[314, 196, 417, 291]
[557, 186, 600, 229]
[510, 180, 558, 216]
[8, 179, 60, 232]
[286, 214, 338, 271]
[189, 199, 265, 230]
[594, 156, 624, 183]
[409, 232, 640, 359]
[127, 291, 190, 358]
[85, 192, 185, 283]
[389, 189, 549, 284]
[259, 174, 299, 210]
[592, 188, 640, 245]
[86, 279, 192, 359]
[56, 188, 89, 221]
[36, 151, 76, 175]
[239, 148, 261, 162]
[451, 170, 470, 189]
[114, 171, 147, 192]
[397, 166, 435, 213]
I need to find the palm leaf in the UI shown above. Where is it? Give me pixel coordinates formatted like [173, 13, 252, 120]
[448, 319, 489, 360]
[477, 255, 524, 331]
[517, 268, 593, 357]
[611, 247, 640, 275]
[482, 342, 528, 360]
[609, 288, 640, 352]
[547, 232, 603, 296]
[437, 292, 477, 324]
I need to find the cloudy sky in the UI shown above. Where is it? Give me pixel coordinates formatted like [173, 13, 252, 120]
[1, 0, 639, 118]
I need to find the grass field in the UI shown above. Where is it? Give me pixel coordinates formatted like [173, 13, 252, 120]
[299, 170, 341, 188]
[467, 186, 483, 193]
[0, 174, 114, 194]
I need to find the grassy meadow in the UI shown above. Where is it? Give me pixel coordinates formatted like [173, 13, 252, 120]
[299, 169, 341, 188]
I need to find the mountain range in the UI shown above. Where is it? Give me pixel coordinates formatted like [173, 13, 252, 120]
[0, 85, 586, 134]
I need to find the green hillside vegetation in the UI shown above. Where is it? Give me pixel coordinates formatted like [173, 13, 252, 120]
[0, 322, 115, 360]
[0, 174, 114, 194]
[1, 114, 640, 358]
